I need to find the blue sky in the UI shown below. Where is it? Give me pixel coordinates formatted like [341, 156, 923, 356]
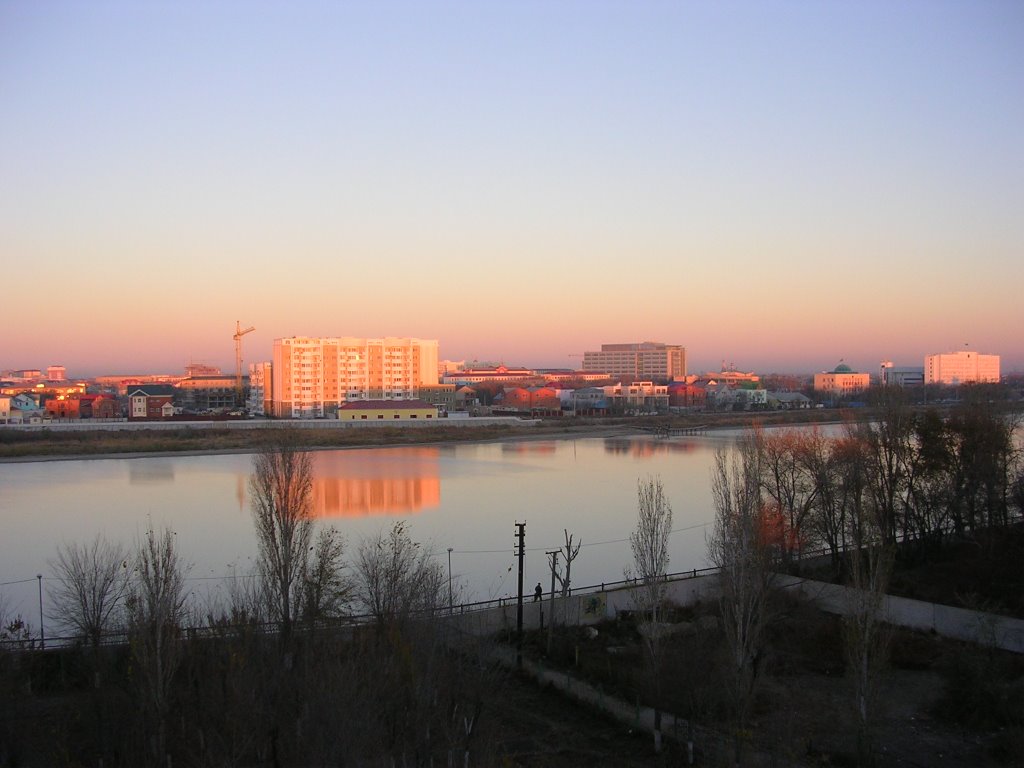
[2, 1, 1022, 375]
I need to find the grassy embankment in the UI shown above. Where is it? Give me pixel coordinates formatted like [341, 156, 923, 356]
[0, 408, 861, 460]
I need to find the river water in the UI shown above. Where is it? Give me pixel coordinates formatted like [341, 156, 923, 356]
[0, 431, 751, 627]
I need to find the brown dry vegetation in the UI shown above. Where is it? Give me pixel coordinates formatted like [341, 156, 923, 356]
[0, 408, 858, 461]
[0, 422, 551, 459]
[520, 593, 1024, 766]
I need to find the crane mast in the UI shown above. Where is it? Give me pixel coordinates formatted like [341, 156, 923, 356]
[233, 320, 256, 397]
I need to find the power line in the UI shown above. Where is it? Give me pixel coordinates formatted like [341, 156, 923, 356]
[0, 578, 38, 587]
[4, 522, 714, 586]
[444, 521, 709, 555]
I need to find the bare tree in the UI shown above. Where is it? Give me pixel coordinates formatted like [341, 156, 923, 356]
[630, 475, 673, 623]
[757, 426, 823, 564]
[844, 505, 894, 767]
[48, 535, 129, 651]
[554, 529, 581, 598]
[126, 525, 190, 765]
[249, 437, 315, 643]
[354, 521, 445, 629]
[707, 439, 776, 764]
[301, 525, 350, 624]
[629, 474, 673, 753]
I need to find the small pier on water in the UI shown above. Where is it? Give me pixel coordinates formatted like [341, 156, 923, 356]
[643, 424, 707, 438]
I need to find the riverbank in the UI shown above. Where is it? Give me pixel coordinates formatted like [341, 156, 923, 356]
[0, 408, 856, 463]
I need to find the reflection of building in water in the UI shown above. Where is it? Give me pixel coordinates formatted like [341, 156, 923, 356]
[501, 441, 558, 455]
[312, 475, 440, 517]
[128, 461, 175, 484]
[311, 447, 441, 517]
[603, 438, 700, 457]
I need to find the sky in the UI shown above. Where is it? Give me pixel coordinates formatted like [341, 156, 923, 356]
[2, 1, 1022, 377]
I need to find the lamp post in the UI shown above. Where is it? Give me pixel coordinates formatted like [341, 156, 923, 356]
[447, 547, 453, 613]
[36, 574, 44, 650]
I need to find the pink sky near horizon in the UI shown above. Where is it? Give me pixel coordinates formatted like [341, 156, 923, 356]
[2, 2, 1022, 377]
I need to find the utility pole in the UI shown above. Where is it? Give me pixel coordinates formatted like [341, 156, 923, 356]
[447, 547, 453, 614]
[546, 549, 559, 655]
[36, 574, 44, 650]
[515, 521, 525, 669]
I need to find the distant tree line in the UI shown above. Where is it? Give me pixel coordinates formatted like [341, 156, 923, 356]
[702, 390, 1022, 765]
[731, 391, 1022, 577]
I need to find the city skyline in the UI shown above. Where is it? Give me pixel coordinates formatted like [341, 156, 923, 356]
[2, 2, 1022, 375]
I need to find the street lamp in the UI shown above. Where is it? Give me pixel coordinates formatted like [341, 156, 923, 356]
[36, 574, 44, 650]
[447, 548, 453, 613]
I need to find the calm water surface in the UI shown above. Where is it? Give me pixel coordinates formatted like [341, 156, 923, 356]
[1, 432, 753, 623]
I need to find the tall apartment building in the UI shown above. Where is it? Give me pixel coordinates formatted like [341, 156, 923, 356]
[247, 361, 272, 416]
[924, 350, 1000, 385]
[581, 342, 686, 382]
[271, 337, 439, 418]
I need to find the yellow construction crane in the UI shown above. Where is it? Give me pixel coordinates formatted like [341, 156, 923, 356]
[233, 320, 255, 393]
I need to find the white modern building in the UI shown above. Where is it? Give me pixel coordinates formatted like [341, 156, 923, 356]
[271, 337, 439, 418]
[924, 351, 1000, 385]
[880, 361, 925, 388]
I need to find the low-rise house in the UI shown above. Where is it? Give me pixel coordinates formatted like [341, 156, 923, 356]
[45, 396, 82, 419]
[0, 394, 11, 424]
[129, 386, 176, 420]
[454, 386, 479, 411]
[602, 381, 669, 413]
[706, 383, 768, 411]
[79, 394, 120, 419]
[495, 386, 561, 415]
[767, 392, 813, 410]
[570, 387, 608, 415]
[668, 382, 707, 409]
[8, 393, 44, 423]
[418, 384, 456, 414]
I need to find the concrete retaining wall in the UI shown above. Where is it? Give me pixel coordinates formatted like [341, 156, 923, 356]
[3, 416, 538, 433]
[450, 572, 1024, 654]
[776, 574, 1024, 653]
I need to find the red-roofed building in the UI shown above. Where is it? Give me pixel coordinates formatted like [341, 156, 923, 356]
[129, 387, 175, 420]
[44, 393, 121, 419]
[494, 386, 562, 416]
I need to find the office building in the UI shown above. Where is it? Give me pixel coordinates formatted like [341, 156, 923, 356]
[581, 342, 686, 381]
[880, 361, 924, 388]
[271, 337, 439, 418]
[813, 363, 870, 396]
[924, 351, 1000, 385]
